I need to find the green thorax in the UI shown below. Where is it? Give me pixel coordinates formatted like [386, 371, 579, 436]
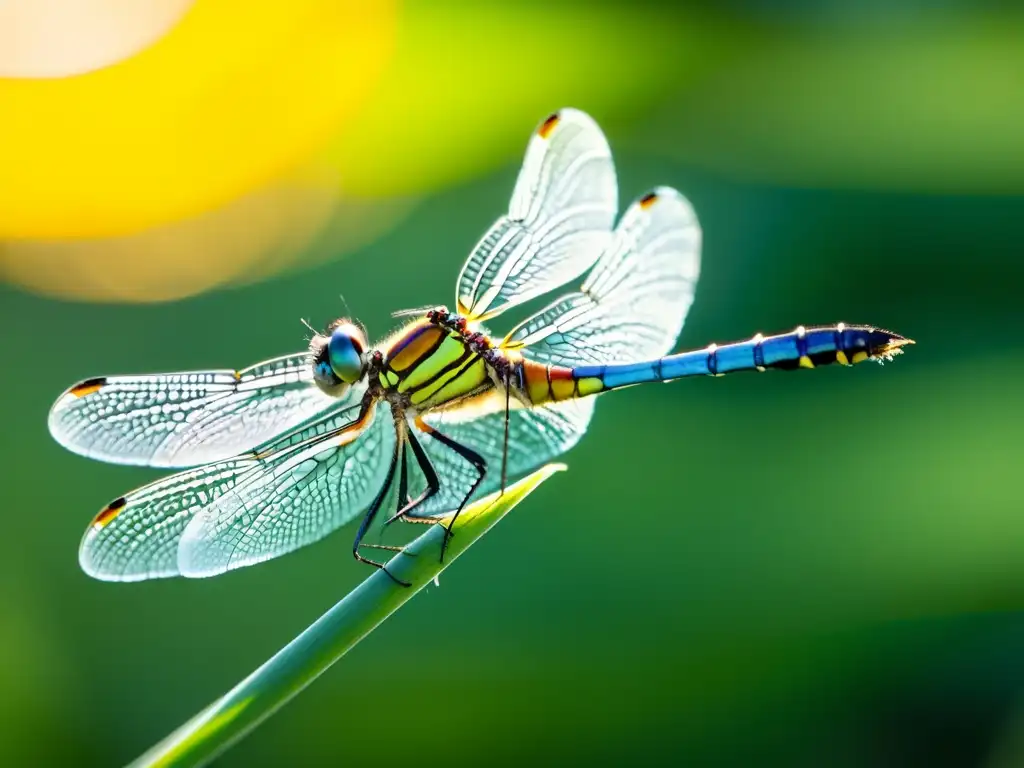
[377, 319, 491, 409]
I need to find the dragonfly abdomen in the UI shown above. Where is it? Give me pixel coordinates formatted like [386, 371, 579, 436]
[521, 324, 912, 402]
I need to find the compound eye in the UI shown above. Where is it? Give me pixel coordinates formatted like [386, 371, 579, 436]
[328, 322, 366, 384]
[314, 359, 336, 385]
[310, 335, 345, 396]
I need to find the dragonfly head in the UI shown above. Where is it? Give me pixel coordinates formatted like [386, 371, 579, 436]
[309, 318, 368, 396]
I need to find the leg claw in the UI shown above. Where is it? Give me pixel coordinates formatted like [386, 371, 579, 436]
[382, 567, 412, 588]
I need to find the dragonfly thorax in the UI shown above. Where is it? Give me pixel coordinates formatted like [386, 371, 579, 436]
[368, 311, 497, 413]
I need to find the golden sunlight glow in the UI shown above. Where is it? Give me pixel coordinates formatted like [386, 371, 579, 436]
[0, 168, 412, 302]
[0, 0, 396, 239]
[0, 0, 196, 78]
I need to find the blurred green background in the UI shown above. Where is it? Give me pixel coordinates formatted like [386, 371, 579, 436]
[2, 1, 1023, 766]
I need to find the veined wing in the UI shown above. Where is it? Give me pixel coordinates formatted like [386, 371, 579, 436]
[456, 108, 617, 321]
[412, 396, 595, 518]
[406, 188, 701, 509]
[79, 393, 393, 581]
[49, 352, 337, 468]
[80, 455, 263, 581]
[175, 401, 395, 578]
[504, 187, 701, 366]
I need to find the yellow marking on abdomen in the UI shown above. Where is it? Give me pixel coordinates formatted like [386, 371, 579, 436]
[549, 367, 575, 401]
[798, 355, 815, 369]
[521, 361, 552, 405]
[836, 350, 850, 366]
[577, 376, 603, 397]
[851, 350, 869, 364]
[551, 380, 574, 400]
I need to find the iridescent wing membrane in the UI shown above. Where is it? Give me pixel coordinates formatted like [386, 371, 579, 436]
[62, 107, 703, 580]
[49, 353, 336, 468]
[414, 187, 700, 517]
[456, 109, 618, 320]
[72, 382, 374, 580]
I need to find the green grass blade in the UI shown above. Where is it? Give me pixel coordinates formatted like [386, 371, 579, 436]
[129, 463, 567, 768]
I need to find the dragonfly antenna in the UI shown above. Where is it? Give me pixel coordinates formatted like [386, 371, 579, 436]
[338, 293, 353, 318]
[392, 304, 435, 319]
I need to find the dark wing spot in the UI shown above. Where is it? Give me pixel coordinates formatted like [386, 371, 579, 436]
[92, 496, 127, 529]
[538, 112, 560, 139]
[70, 377, 107, 398]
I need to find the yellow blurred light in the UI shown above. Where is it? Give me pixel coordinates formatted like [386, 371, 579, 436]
[0, 0, 396, 239]
[0, 169, 413, 303]
[0, 0, 196, 78]
[1, 1, 707, 303]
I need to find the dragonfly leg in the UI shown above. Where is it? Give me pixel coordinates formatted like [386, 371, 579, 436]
[376, 440, 414, 548]
[359, 544, 407, 553]
[413, 415, 487, 563]
[384, 427, 440, 526]
[500, 369, 511, 495]
[351, 436, 411, 587]
[397, 439, 413, 508]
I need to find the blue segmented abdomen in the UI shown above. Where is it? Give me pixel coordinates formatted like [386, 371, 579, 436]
[567, 324, 913, 395]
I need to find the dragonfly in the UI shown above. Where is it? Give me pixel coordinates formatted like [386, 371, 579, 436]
[49, 108, 912, 586]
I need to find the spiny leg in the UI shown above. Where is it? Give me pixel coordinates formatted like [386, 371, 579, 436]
[351, 436, 410, 587]
[413, 415, 487, 563]
[398, 439, 413, 508]
[373, 440, 414, 550]
[500, 367, 511, 495]
[384, 427, 441, 527]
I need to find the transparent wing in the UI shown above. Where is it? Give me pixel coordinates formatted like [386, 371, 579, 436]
[504, 187, 701, 366]
[49, 352, 337, 469]
[456, 108, 617, 321]
[402, 188, 701, 512]
[175, 402, 395, 578]
[79, 393, 393, 581]
[79, 455, 264, 582]
[411, 396, 595, 518]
